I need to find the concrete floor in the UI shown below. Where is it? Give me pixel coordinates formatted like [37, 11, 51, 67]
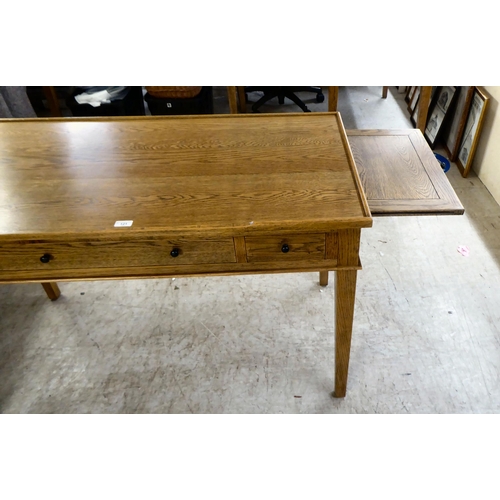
[1, 86, 499, 413]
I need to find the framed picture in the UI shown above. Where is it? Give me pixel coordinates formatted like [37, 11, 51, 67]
[456, 87, 490, 177]
[424, 86, 457, 148]
[408, 86, 420, 113]
[442, 86, 474, 162]
[405, 86, 416, 104]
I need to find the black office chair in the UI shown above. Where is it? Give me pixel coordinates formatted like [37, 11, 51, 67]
[244, 86, 324, 112]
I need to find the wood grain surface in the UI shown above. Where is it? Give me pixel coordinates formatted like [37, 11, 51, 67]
[0, 114, 372, 242]
[334, 269, 358, 397]
[0, 237, 237, 271]
[334, 227, 361, 397]
[347, 129, 464, 215]
[0, 258, 348, 284]
[245, 233, 326, 262]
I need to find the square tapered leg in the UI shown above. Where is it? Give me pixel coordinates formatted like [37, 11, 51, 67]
[334, 269, 357, 397]
[41, 282, 61, 301]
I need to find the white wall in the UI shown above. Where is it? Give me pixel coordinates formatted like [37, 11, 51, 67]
[472, 86, 500, 203]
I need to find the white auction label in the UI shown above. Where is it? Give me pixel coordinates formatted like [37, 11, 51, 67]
[114, 220, 133, 227]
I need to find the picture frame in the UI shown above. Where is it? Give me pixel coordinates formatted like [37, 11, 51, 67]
[408, 86, 420, 113]
[442, 86, 474, 162]
[405, 86, 416, 104]
[424, 86, 457, 148]
[410, 98, 420, 127]
[456, 87, 490, 177]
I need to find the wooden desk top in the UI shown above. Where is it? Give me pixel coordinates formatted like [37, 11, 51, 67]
[347, 129, 464, 216]
[0, 113, 372, 241]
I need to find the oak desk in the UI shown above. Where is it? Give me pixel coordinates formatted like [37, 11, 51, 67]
[0, 112, 372, 398]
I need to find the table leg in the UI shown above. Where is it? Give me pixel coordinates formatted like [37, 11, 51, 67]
[42, 86, 62, 117]
[41, 282, 61, 301]
[328, 86, 339, 112]
[319, 271, 329, 286]
[227, 86, 238, 114]
[334, 269, 357, 398]
[382, 86, 389, 98]
[237, 86, 246, 113]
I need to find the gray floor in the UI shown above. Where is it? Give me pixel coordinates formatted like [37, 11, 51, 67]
[2, 86, 499, 413]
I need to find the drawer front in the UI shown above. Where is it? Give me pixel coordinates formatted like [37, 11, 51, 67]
[245, 234, 326, 262]
[0, 238, 236, 271]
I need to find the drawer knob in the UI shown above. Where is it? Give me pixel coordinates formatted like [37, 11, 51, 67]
[281, 243, 290, 253]
[170, 248, 180, 258]
[40, 253, 52, 263]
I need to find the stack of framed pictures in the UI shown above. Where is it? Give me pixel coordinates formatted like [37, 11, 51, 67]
[405, 86, 490, 177]
[405, 86, 437, 127]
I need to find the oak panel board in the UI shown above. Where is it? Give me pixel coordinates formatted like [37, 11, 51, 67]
[347, 129, 464, 216]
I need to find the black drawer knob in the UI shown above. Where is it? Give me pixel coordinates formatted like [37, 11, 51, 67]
[40, 253, 52, 263]
[281, 243, 290, 253]
[170, 248, 180, 258]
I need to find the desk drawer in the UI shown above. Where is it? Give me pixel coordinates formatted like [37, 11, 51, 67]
[0, 238, 237, 271]
[245, 234, 326, 262]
